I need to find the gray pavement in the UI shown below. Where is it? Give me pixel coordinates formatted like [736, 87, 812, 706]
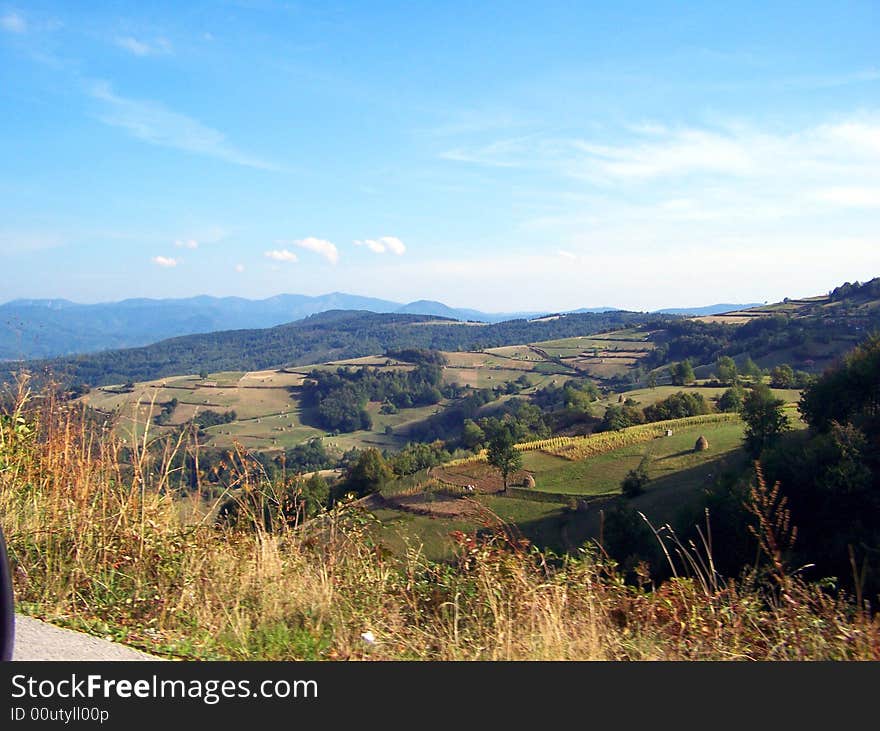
[12, 614, 163, 661]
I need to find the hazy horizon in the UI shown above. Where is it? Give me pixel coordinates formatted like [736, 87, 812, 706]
[0, 288, 771, 315]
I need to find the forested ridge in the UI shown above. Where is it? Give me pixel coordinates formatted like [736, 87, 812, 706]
[6, 309, 660, 388]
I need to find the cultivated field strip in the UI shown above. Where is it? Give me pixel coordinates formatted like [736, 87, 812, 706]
[443, 412, 742, 467]
[543, 413, 741, 461]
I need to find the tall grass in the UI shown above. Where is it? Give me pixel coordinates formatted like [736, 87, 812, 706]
[1, 380, 878, 660]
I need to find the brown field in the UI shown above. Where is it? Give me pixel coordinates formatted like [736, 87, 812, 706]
[380, 492, 485, 519]
[431, 462, 531, 493]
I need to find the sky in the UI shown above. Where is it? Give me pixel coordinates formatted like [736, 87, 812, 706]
[1, 1, 878, 312]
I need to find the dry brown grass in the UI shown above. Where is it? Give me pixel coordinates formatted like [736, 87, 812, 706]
[1, 377, 878, 660]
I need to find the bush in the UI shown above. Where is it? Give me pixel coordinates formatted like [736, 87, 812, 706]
[621, 459, 649, 498]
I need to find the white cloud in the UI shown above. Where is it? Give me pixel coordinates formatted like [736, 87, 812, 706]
[87, 80, 276, 170]
[264, 249, 298, 263]
[443, 116, 880, 188]
[0, 12, 26, 33]
[115, 36, 172, 57]
[814, 187, 880, 209]
[289, 236, 339, 264]
[152, 255, 178, 268]
[557, 250, 577, 260]
[824, 121, 880, 155]
[354, 236, 406, 255]
[354, 239, 386, 253]
[382, 236, 406, 255]
[235, 263, 245, 273]
[174, 239, 198, 249]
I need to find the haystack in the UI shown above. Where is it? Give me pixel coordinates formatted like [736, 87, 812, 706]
[694, 435, 710, 452]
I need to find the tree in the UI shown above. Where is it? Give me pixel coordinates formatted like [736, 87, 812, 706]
[601, 401, 643, 431]
[718, 384, 745, 413]
[346, 448, 392, 497]
[715, 356, 738, 385]
[799, 333, 880, 432]
[770, 364, 795, 389]
[741, 356, 761, 380]
[643, 391, 710, 422]
[741, 384, 789, 457]
[486, 427, 523, 493]
[460, 419, 486, 450]
[298, 473, 330, 517]
[669, 360, 696, 386]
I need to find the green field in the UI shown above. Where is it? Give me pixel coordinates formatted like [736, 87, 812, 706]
[597, 384, 803, 411]
[368, 507, 478, 562]
[520, 420, 746, 496]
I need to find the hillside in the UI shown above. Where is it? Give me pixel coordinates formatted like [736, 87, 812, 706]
[1, 291, 787, 362]
[8, 309, 661, 388]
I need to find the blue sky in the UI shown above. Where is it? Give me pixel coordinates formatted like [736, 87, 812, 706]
[1, 1, 878, 312]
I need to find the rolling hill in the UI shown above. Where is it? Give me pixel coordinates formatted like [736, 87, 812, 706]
[11, 309, 661, 388]
[1, 292, 779, 361]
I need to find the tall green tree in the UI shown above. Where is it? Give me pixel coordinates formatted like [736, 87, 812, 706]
[741, 384, 789, 457]
[346, 448, 392, 497]
[715, 356, 738, 385]
[770, 364, 795, 389]
[486, 427, 523, 493]
[298, 473, 330, 517]
[741, 356, 761, 380]
[669, 359, 696, 386]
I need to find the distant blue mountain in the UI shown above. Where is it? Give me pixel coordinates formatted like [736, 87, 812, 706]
[652, 303, 764, 316]
[0, 292, 768, 361]
[565, 307, 621, 314]
[394, 300, 542, 322]
[0, 293, 542, 360]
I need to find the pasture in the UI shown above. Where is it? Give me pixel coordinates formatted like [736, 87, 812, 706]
[523, 419, 746, 496]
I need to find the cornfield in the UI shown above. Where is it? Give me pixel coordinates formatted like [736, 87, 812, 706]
[543, 414, 742, 461]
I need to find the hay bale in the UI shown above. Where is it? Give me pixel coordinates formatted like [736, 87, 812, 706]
[694, 435, 710, 452]
[522, 473, 536, 489]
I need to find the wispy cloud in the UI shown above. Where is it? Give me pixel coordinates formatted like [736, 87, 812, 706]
[442, 116, 880, 187]
[87, 80, 277, 170]
[115, 36, 172, 57]
[353, 236, 406, 255]
[0, 231, 64, 254]
[235, 263, 245, 273]
[174, 239, 198, 249]
[0, 11, 26, 34]
[264, 249, 298, 263]
[152, 255, 178, 268]
[288, 236, 339, 264]
[814, 187, 880, 209]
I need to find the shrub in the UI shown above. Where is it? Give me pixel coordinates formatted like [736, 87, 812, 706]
[621, 458, 649, 497]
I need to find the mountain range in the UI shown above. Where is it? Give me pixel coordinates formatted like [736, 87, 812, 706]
[0, 292, 759, 361]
